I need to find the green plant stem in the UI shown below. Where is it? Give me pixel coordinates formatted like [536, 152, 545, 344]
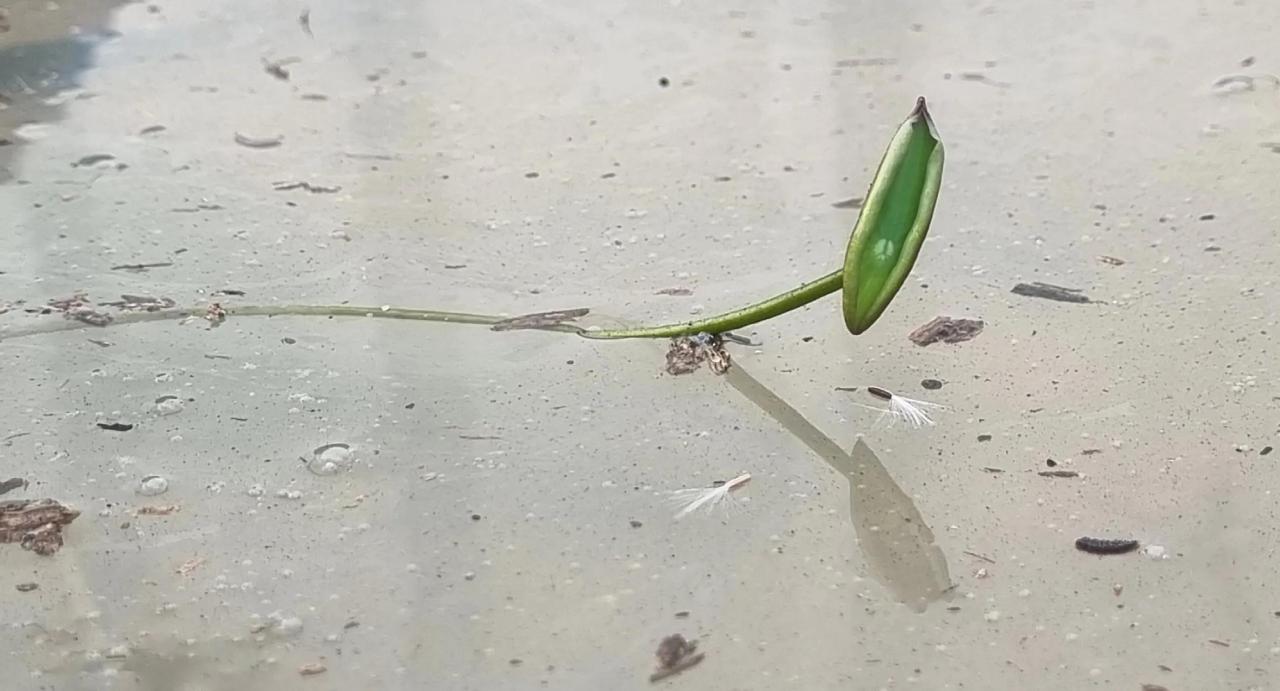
[577, 269, 843, 339]
[0, 272, 843, 343]
[0, 304, 580, 342]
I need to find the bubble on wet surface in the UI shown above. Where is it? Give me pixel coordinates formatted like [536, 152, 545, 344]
[1143, 545, 1169, 560]
[306, 442, 353, 476]
[136, 475, 169, 496]
[268, 612, 304, 638]
[154, 395, 184, 415]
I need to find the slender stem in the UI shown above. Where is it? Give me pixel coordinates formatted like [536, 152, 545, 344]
[0, 270, 844, 343]
[0, 304, 583, 342]
[577, 269, 843, 340]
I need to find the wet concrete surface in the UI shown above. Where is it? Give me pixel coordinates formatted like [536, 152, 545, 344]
[2, 1, 1279, 689]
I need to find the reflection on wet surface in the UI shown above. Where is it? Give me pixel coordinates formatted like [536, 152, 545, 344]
[725, 365, 953, 612]
[0, 0, 125, 183]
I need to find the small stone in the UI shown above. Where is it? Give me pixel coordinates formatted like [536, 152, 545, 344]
[298, 663, 327, 676]
[984, 610, 1000, 622]
[16, 582, 38, 592]
[629, 520, 643, 528]
[1113, 584, 1123, 596]
[977, 434, 992, 442]
[921, 378, 943, 390]
[464, 571, 476, 581]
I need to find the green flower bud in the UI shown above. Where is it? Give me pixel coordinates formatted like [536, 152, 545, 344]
[842, 97, 945, 335]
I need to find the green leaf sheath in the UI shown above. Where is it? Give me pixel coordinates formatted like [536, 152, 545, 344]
[577, 270, 843, 340]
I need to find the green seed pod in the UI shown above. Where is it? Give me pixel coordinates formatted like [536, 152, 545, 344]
[842, 97, 945, 335]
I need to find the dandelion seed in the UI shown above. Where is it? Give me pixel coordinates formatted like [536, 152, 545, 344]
[837, 386, 945, 429]
[669, 473, 751, 520]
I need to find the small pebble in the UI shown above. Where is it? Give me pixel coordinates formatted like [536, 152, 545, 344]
[1143, 545, 1168, 560]
[298, 663, 327, 676]
[921, 378, 943, 390]
[984, 610, 1001, 622]
[16, 582, 38, 592]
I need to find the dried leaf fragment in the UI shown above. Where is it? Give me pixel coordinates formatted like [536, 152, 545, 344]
[909, 316, 984, 346]
[0, 498, 80, 556]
